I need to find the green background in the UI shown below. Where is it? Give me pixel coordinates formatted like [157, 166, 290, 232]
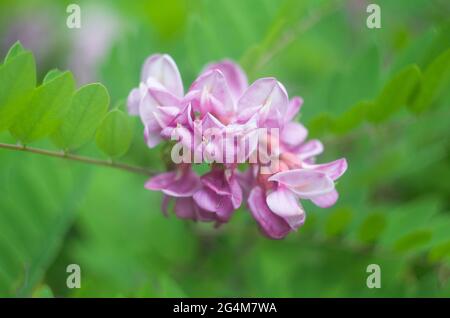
[0, 0, 449, 297]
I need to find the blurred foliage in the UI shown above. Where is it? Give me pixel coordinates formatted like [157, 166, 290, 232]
[0, 0, 449, 297]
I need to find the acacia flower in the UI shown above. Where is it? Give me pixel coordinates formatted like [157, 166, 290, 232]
[128, 54, 348, 239]
[194, 166, 242, 221]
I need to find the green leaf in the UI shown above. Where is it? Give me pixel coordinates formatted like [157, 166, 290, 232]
[367, 64, 421, 123]
[394, 230, 432, 253]
[95, 110, 133, 157]
[156, 275, 187, 297]
[43, 68, 64, 84]
[0, 152, 91, 297]
[357, 213, 387, 244]
[324, 208, 353, 237]
[10, 71, 75, 144]
[379, 199, 440, 249]
[307, 112, 334, 137]
[390, 28, 436, 74]
[32, 285, 54, 298]
[409, 49, 450, 113]
[4, 41, 26, 63]
[112, 99, 126, 111]
[52, 83, 110, 150]
[0, 52, 36, 131]
[332, 101, 372, 134]
[420, 23, 450, 68]
[428, 241, 450, 263]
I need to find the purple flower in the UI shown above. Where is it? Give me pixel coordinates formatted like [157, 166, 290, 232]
[145, 165, 201, 197]
[145, 165, 216, 222]
[248, 161, 347, 239]
[127, 54, 184, 147]
[193, 166, 243, 222]
[237, 78, 289, 128]
[185, 69, 236, 123]
[248, 186, 293, 239]
[202, 60, 248, 100]
[129, 54, 348, 239]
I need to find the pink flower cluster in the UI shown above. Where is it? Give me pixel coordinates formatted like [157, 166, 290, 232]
[127, 54, 347, 239]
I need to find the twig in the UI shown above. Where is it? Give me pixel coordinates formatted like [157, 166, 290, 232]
[253, 1, 341, 72]
[0, 142, 155, 177]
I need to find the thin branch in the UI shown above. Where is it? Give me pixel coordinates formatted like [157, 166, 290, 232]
[0, 142, 155, 177]
[253, 1, 341, 72]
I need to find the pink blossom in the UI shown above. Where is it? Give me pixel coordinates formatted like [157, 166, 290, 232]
[202, 60, 248, 100]
[145, 165, 201, 197]
[127, 54, 184, 147]
[145, 165, 216, 222]
[193, 166, 242, 222]
[237, 78, 289, 128]
[185, 69, 236, 123]
[248, 186, 293, 239]
[248, 160, 347, 239]
[129, 54, 348, 239]
[162, 196, 217, 222]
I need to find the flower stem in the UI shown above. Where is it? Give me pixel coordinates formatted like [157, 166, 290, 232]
[0, 142, 155, 177]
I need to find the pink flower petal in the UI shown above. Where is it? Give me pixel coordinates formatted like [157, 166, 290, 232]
[303, 158, 348, 181]
[266, 187, 305, 229]
[193, 187, 221, 211]
[268, 169, 334, 199]
[236, 105, 262, 125]
[285, 96, 303, 122]
[170, 197, 217, 222]
[203, 60, 248, 100]
[146, 83, 181, 108]
[228, 173, 243, 209]
[215, 198, 234, 221]
[144, 125, 162, 148]
[201, 168, 231, 195]
[139, 90, 180, 129]
[189, 69, 235, 118]
[141, 54, 184, 98]
[296, 139, 324, 160]
[200, 113, 226, 131]
[174, 197, 196, 219]
[281, 122, 308, 150]
[160, 103, 195, 141]
[145, 169, 201, 197]
[161, 195, 171, 217]
[168, 124, 193, 151]
[236, 166, 257, 198]
[247, 187, 292, 239]
[310, 189, 339, 208]
[145, 171, 176, 190]
[237, 78, 289, 127]
[197, 208, 218, 222]
[127, 88, 141, 115]
[193, 187, 234, 221]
